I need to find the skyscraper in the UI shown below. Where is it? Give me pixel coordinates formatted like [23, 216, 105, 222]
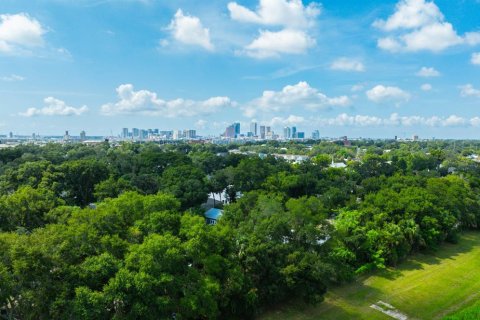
[234, 122, 240, 137]
[312, 130, 320, 140]
[132, 128, 140, 138]
[250, 122, 258, 136]
[185, 130, 196, 139]
[80, 130, 86, 141]
[283, 127, 291, 139]
[122, 128, 129, 139]
[173, 130, 183, 140]
[291, 126, 297, 139]
[225, 124, 236, 138]
[260, 126, 266, 139]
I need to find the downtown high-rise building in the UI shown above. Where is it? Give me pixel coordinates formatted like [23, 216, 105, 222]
[132, 128, 140, 138]
[173, 130, 183, 140]
[184, 129, 196, 139]
[225, 124, 236, 138]
[250, 122, 258, 136]
[122, 128, 129, 139]
[283, 127, 291, 139]
[234, 122, 240, 136]
[225, 123, 240, 138]
[312, 130, 320, 140]
[259, 126, 266, 139]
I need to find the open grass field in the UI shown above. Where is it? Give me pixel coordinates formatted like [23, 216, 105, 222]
[444, 299, 480, 320]
[260, 232, 480, 320]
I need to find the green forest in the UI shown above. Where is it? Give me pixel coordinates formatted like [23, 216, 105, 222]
[0, 139, 480, 319]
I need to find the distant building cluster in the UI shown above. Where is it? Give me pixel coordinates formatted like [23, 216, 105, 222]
[121, 128, 197, 141]
[0, 125, 425, 145]
[222, 122, 318, 141]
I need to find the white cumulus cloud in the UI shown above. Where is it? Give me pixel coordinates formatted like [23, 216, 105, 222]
[471, 52, 480, 65]
[242, 29, 315, 58]
[228, 0, 320, 29]
[101, 84, 234, 117]
[313, 113, 476, 128]
[330, 57, 365, 72]
[470, 117, 480, 127]
[460, 84, 480, 98]
[0, 13, 46, 55]
[166, 9, 214, 51]
[421, 83, 432, 91]
[366, 85, 411, 105]
[195, 119, 208, 129]
[20, 97, 88, 117]
[317, 113, 383, 127]
[244, 81, 351, 117]
[0, 74, 24, 81]
[351, 84, 365, 92]
[416, 66, 440, 77]
[268, 115, 306, 127]
[229, 0, 320, 59]
[375, 0, 480, 52]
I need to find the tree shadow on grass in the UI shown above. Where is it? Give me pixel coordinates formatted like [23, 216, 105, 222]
[258, 232, 480, 319]
[259, 281, 385, 320]
[259, 296, 377, 320]
[377, 231, 480, 281]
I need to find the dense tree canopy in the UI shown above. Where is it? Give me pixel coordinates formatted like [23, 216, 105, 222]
[0, 140, 479, 319]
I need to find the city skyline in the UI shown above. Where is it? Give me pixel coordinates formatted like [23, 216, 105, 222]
[0, 122, 317, 140]
[0, 0, 480, 138]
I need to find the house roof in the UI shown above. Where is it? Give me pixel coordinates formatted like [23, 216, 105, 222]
[204, 208, 223, 220]
[330, 162, 347, 168]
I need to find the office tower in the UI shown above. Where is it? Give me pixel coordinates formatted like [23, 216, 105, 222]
[225, 124, 236, 138]
[297, 132, 305, 139]
[266, 130, 274, 139]
[173, 130, 183, 140]
[234, 122, 240, 137]
[312, 130, 320, 140]
[413, 135, 419, 141]
[185, 130, 196, 139]
[291, 126, 297, 139]
[140, 129, 148, 139]
[122, 128, 129, 139]
[266, 126, 271, 134]
[80, 130, 86, 141]
[250, 122, 258, 136]
[8, 132, 13, 139]
[283, 127, 291, 139]
[160, 131, 172, 139]
[132, 128, 140, 138]
[260, 126, 266, 139]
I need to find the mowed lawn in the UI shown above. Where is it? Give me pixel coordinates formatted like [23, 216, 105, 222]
[260, 232, 480, 320]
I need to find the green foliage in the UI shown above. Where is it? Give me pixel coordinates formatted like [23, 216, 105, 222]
[160, 164, 209, 209]
[0, 140, 479, 319]
[0, 185, 63, 231]
[59, 159, 109, 206]
[444, 300, 480, 320]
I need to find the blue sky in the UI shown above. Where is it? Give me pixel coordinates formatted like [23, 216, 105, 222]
[0, 0, 479, 138]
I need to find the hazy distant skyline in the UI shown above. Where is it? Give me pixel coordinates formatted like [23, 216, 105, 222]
[1, 0, 480, 138]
